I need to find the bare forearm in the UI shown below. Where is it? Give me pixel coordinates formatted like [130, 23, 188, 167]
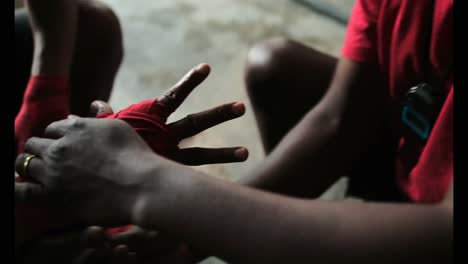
[240, 59, 387, 197]
[133, 166, 452, 264]
[26, 0, 78, 76]
[239, 102, 346, 197]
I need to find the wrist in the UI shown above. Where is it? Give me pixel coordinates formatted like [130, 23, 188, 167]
[126, 155, 170, 227]
[129, 166, 169, 228]
[129, 158, 199, 229]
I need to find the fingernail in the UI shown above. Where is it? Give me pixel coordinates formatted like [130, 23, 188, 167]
[95, 102, 106, 113]
[234, 148, 249, 161]
[195, 63, 210, 74]
[232, 102, 246, 115]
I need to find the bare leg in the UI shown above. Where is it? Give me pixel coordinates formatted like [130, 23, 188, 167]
[69, 0, 123, 116]
[245, 37, 337, 153]
[245, 37, 404, 201]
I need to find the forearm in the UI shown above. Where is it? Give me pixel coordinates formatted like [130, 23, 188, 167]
[133, 166, 452, 264]
[25, 0, 78, 76]
[239, 59, 387, 197]
[239, 102, 347, 197]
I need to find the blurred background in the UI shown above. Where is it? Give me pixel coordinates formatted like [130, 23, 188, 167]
[15, 1, 355, 262]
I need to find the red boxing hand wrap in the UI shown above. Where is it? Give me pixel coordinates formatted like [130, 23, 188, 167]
[99, 98, 179, 156]
[15, 75, 70, 155]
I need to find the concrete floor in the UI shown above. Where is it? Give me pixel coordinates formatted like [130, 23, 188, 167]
[16, 0, 356, 262]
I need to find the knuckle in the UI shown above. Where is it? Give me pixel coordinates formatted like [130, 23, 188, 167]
[15, 154, 27, 173]
[162, 90, 178, 103]
[217, 104, 232, 117]
[108, 119, 134, 141]
[23, 138, 35, 152]
[69, 118, 85, 129]
[113, 119, 131, 131]
[186, 114, 199, 129]
[49, 141, 69, 158]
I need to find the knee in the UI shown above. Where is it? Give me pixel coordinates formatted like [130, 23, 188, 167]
[244, 37, 295, 98]
[78, 0, 124, 65]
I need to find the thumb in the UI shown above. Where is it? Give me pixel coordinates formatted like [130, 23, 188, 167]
[90, 100, 114, 117]
[23, 226, 108, 263]
[14, 180, 46, 204]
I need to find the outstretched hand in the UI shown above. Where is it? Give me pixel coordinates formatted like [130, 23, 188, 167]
[92, 63, 248, 165]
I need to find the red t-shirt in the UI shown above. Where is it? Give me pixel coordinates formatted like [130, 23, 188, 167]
[342, 0, 453, 203]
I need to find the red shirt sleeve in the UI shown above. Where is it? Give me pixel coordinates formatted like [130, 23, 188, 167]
[341, 0, 382, 63]
[406, 85, 453, 203]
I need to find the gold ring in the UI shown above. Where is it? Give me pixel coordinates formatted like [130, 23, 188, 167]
[23, 154, 37, 179]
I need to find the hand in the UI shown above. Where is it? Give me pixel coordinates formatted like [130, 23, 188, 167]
[90, 63, 249, 165]
[13, 64, 248, 247]
[16, 226, 131, 264]
[107, 226, 187, 263]
[15, 116, 158, 227]
[15, 183, 138, 264]
[15, 120, 195, 259]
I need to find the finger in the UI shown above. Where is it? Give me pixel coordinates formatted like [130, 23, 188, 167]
[169, 102, 245, 140]
[15, 153, 46, 183]
[110, 228, 178, 258]
[83, 226, 108, 247]
[174, 147, 249, 166]
[14, 181, 46, 203]
[109, 227, 160, 254]
[26, 227, 105, 263]
[69, 229, 113, 264]
[113, 244, 129, 256]
[68, 114, 80, 119]
[44, 118, 79, 138]
[23, 137, 55, 157]
[158, 63, 210, 113]
[112, 245, 133, 264]
[90, 100, 114, 117]
[108, 226, 148, 246]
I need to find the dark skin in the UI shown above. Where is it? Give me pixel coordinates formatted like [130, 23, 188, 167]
[15, 0, 123, 261]
[241, 38, 399, 201]
[15, 0, 452, 263]
[15, 1, 247, 262]
[241, 53, 387, 198]
[94, 39, 394, 263]
[15, 57, 453, 264]
[15, 64, 249, 263]
[15, 0, 123, 117]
